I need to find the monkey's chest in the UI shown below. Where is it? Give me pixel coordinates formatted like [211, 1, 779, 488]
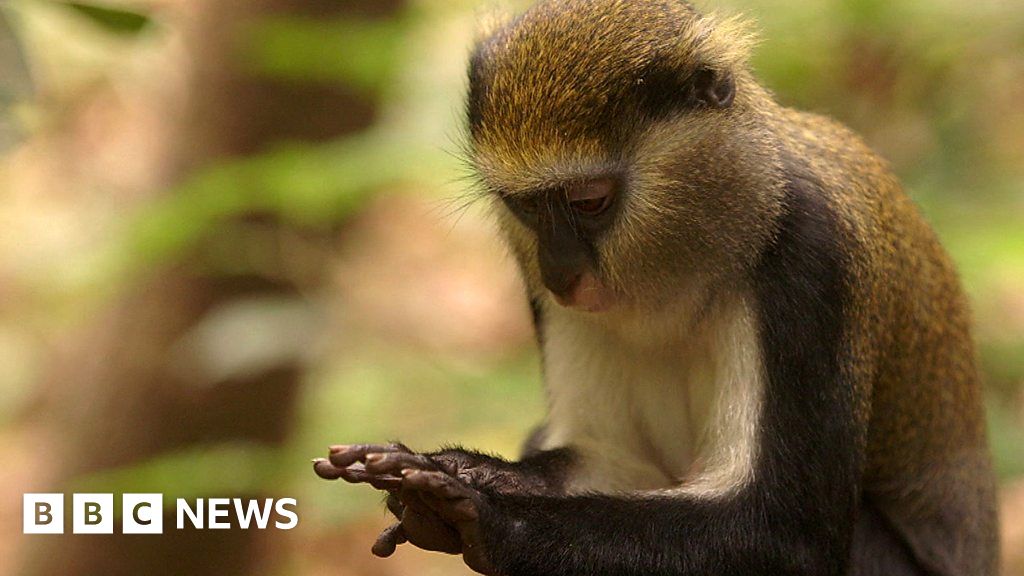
[539, 322, 723, 492]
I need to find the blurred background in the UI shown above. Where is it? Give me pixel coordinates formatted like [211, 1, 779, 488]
[0, 0, 1021, 574]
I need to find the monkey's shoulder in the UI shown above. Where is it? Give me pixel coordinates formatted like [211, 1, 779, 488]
[767, 106, 962, 322]
[774, 107, 897, 196]
[770, 107, 924, 248]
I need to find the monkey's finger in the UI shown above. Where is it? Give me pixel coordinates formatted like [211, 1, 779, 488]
[364, 452, 440, 476]
[341, 462, 405, 490]
[313, 459, 402, 490]
[395, 483, 439, 517]
[386, 492, 406, 518]
[398, 508, 464, 555]
[397, 470, 492, 572]
[313, 458, 348, 480]
[328, 443, 412, 468]
[402, 470, 479, 522]
[400, 471, 491, 573]
[460, 520, 496, 576]
[371, 522, 408, 558]
[402, 469, 470, 500]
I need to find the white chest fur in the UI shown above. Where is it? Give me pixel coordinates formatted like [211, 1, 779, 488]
[539, 295, 764, 497]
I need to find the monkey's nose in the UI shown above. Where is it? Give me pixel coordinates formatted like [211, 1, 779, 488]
[549, 273, 582, 304]
[550, 272, 613, 312]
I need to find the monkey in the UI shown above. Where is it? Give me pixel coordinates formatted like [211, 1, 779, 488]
[313, 1, 1000, 574]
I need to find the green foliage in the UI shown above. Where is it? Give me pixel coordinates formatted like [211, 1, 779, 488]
[119, 133, 417, 270]
[102, 7, 420, 277]
[0, 6, 33, 152]
[988, 399, 1024, 479]
[58, 1, 152, 35]
[242, 15, 407, 95]
[745, 0, 1023, 192]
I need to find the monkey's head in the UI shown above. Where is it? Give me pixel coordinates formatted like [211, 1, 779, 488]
[466, 0, 786, 315]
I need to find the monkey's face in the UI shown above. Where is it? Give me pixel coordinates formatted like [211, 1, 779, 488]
[479, 118, 782, 316]
[495, 177, 621, 312]
[467, 0, 784, 314]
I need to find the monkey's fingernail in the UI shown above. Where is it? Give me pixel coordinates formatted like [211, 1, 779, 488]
[366, 453, 385, 463]
[401, 468, 415, 477]
[312, 458, 327, 464]
[329, 445, 349, 454]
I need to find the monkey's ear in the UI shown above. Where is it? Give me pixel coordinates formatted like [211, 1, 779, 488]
[692, 67, 736, 108]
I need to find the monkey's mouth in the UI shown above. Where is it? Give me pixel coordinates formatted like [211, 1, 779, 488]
[550, 271, 614, 312]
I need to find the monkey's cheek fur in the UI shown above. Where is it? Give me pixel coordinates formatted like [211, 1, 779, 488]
[551, 271, 615, 313]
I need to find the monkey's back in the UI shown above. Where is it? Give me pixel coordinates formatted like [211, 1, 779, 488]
[774, 107, 1000, 575]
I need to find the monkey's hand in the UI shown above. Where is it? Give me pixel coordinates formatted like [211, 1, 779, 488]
[313, 444, 499, 576]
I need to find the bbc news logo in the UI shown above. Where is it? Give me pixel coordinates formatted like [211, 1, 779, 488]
[24, 494, 298, 534]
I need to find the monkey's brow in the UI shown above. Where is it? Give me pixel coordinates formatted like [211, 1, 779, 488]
[490, 168, 625, 200]
[496, 186, 562, 200]
[497, 177, 611, 198]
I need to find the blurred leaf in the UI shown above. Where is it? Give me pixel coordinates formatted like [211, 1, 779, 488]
[981, 342, 1024, 397]
[115, 131, 425, 271]
[0, 116, 20, 153]
[928, 205, 1024, 287]
[0, 7, 33, 100]
[988, 397, 1024, 479]
[58, 2, 153, 35]
[840, 0, 899, 29]
[242, 15, 406, 93]
[0, 6, 33, 152]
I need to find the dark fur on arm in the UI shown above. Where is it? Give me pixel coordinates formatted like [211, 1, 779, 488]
[431, 445, 576, 496]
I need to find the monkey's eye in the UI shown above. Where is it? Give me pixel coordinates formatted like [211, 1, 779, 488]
[567, 178, 616, 217]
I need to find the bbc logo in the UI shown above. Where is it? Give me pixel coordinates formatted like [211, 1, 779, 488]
[24, 493, 163, 535]
[24, 493, 298, 534]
